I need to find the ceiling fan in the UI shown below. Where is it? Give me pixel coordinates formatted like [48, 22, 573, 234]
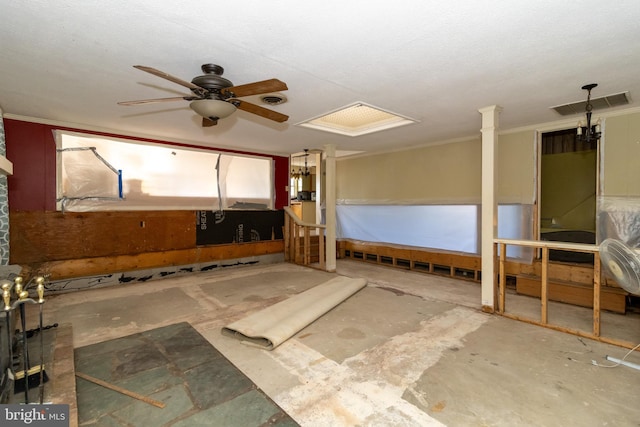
[118, 63, 289, 127]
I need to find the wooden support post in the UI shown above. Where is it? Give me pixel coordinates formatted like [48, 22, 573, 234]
[324, 144, 337, 272]
[479, 105, 502, 311]
[541, 247, 549, 324]
[499, 243, 506, 313]
[593, 251, 601, 336]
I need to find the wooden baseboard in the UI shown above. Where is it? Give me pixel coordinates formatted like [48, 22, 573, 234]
[21, 241, 284, 280]
[341, 240, 481, 282]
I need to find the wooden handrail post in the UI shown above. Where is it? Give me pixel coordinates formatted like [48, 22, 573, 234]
[294, 224, 301, 263]
[304, 227, 311, 265]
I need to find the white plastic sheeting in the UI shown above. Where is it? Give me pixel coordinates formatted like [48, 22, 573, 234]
[597, 196, 640, 247]
[337, 205, 478, 253]
[498, 204, 535, 259]
[55, 131, 273, 212]
[336, 204, 534, 259]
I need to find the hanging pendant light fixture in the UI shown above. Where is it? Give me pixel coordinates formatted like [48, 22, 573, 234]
[302, 149, 310, 177]
[290, 149, 311, 179]
[576, 83, 601, 145]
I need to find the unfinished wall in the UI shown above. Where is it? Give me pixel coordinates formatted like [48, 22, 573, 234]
[337, 138, 482, 204]
[4, 119, 287, 284]
[602, 111, 640, 196]
[337, 130, 536, 205]
[497, 130, 536, 204]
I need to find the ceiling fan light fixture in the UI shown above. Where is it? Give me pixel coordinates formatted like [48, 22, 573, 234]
[189, 99, 237, 120]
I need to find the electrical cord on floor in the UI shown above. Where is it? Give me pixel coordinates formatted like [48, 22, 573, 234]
[591, 342, 640, 368]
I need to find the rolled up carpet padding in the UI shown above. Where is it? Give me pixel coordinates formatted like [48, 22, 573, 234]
[221, 276, 367, 350]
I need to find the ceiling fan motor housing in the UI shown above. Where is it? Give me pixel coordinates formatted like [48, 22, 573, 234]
[191, 64, 233, 98]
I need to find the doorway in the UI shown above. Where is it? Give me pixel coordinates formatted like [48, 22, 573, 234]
[539, 128, 598, 262]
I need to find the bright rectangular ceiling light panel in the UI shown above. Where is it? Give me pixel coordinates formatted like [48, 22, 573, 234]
[297, 102, 418, 137]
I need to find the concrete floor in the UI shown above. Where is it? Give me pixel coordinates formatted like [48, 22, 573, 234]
[37, 260, 640, 426]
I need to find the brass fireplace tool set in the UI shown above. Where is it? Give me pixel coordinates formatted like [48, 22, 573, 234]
[1, 275, 49, 404]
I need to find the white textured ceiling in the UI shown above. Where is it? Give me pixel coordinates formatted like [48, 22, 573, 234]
[1, 1, 640, 157]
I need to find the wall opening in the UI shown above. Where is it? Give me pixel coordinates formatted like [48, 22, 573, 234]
[539, 128, 597, 263]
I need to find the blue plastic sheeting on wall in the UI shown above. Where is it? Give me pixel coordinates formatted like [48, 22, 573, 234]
[336, 204, 534, 259]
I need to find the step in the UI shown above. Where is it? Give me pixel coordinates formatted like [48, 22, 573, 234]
[516, 275, 627, 314]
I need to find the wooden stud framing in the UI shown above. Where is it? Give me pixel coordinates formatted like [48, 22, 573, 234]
[283, 206, 327, 271]
[493, 238, 633, 350]
[541, 247, 549, 324]
[593, 251, 601, 336]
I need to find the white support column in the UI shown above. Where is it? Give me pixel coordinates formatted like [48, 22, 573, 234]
[479, 105, 502, 312]
[324, 144, 337, 272]
[314, 151, 322, 224]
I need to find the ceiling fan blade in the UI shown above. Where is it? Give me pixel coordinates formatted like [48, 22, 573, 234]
[233, 100, 289, 123]
[202, 117, 218, 127]
[221, 79, 288, 98]
[118, 96, 196, 106]
[133, 65, 204, 92]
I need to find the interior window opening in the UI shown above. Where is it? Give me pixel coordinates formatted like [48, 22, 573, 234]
[55, 130, 274, 212]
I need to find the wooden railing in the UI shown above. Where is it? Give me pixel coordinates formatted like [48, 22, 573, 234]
[494, 238, 635, 350]
[283, 207, 326, 270]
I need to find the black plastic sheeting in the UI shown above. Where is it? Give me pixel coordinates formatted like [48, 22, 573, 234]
[196, 210, 284, 245]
